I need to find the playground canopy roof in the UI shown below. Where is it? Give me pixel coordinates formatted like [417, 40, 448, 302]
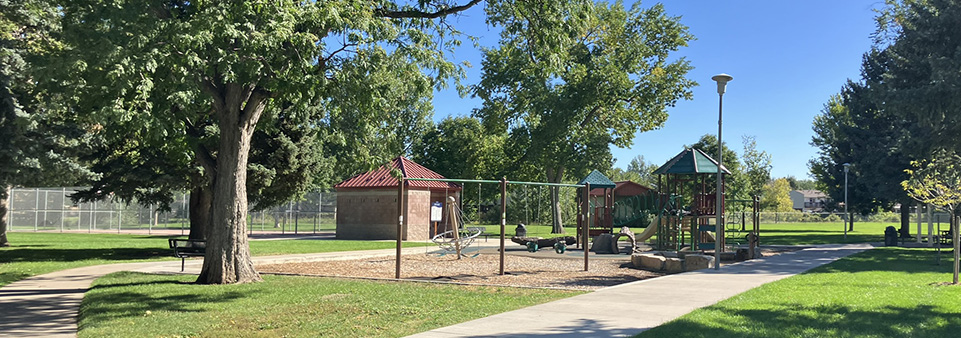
[653, 148, 731, 175]
[334, 156, 461, 191]
[577, 170, 616, 189]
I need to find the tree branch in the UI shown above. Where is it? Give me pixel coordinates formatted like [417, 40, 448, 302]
[375, 0, 483, 19]
[200, 78, 226, 114]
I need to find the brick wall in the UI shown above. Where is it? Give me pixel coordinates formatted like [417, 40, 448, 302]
[335, 189, 460, 241]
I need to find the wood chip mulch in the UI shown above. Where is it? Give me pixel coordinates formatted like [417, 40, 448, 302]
[257, 247, 799, 291]
[258, 253, 663, 291]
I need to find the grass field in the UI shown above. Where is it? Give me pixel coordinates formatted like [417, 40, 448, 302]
[477, 220, 907, 246]
[0, 233, 431, 287]
[78, 272, 580, 338]
[635, 247, 961, 337]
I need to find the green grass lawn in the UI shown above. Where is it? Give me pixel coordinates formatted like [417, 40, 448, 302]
[479, 220, 897, 246]
[78, 272, 580, 338]
[756, 221, 890, 245]
[636, 247, 961, 338]
[0, 232, 431, 287]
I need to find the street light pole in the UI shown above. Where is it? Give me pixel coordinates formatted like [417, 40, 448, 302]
[712, 73, 732, 270]
[843, 163, 850, 240]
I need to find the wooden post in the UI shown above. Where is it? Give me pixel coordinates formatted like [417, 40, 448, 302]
[584, 183, 591, 272]
[395, 177, 404, 279]
[450, 200, 462, 259]
[499, 177, 507, 275]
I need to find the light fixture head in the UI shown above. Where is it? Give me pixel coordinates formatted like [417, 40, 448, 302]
[712, 73, 733, 94]
[843, 162, 851, 172]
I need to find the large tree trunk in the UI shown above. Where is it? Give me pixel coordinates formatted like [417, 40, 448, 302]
[197, 83, 266, 284]
[0, 186, 10, 247]
[546, 166, 565, 234]
[188, 184, 213, 241]
[899, 201, 911, 238]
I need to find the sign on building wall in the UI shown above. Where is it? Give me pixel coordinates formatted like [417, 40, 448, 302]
[430, 201, 443, 222]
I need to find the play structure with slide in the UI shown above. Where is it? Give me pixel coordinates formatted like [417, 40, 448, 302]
[576, 148, 761, 258]
[395, 147, 762, 279]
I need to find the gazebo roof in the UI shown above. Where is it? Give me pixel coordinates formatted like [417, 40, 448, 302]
[653, 148, 731, 175]
[577, 170, 616, 189]
[334, 156, 461, 191]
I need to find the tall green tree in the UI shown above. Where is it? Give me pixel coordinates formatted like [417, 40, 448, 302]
[474, 1, 695, 233]
[626, 155, 659, 188]
[875, 0, 961, 152]
[740, 135, 771, 199]
[54, 0, 481, 284]
[0, 0, 93, 246]
[687, 134, 746, 204]
[412, 116, 506, 215]
[810, 79, 916, 233]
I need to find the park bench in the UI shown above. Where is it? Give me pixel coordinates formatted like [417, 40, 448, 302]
[168, 238, 206, 271]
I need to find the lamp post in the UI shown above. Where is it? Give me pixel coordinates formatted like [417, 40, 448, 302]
[712, 73, 732, 270]
[843, 162, 850, 240]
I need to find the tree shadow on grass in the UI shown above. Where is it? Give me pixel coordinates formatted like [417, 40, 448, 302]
[637, 303, 961, 338]
[0, 247, 169, 264]
[762, 234, 881, 245]
[808, 247, 953, 275]
[79, 273, 245, 330]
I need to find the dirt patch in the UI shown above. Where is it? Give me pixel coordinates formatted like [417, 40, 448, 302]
[258, 253, 664, 291]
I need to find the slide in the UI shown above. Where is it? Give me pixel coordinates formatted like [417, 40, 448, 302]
[635, 218, 659, 242]
[635, 216, 717, 243]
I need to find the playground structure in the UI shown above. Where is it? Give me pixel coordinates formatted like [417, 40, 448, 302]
[571, 148, 761, 258]
[387, 149, 765, 279]
[650, 148, 760, 257]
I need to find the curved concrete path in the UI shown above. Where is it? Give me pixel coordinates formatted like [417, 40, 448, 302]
[0, 243, 873, 338]
[406, 243, 875, 338]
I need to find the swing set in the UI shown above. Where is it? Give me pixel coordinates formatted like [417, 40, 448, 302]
[395, 177, 596, 279]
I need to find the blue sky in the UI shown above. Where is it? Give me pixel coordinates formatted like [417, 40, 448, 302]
[430, 1, 882, 180]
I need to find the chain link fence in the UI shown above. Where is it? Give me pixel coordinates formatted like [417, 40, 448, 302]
[5, 187, 336, 235]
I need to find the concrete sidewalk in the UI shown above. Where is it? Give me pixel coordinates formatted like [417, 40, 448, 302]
[0, 243, 872, 338]
[406, 243, 874, 338]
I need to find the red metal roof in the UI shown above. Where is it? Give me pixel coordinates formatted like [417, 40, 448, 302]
[334, 156, 461, 191]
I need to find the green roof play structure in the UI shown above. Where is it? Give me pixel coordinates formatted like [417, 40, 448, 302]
[578, 148, 760, 258]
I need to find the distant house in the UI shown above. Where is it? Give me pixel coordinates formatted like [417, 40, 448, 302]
[789, 190, 828, 212]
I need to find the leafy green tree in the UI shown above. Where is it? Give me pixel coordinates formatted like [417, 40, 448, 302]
[902, 152, 961, 284]
[740, 136, 771, 199]
[412, 116, 506, 216]
[810, 78, 916, 233]
[54, 0, 480, 284]
[785, 176, 818, 191]
[864, 0, 961, 235]
[875, 0, 961, 152]
[760, 178, 794, 212]
[687, 134, 747, 205]
[474, 1, 695, 233]
[626, 155, 659, 188]
[0, 0, 94, 246]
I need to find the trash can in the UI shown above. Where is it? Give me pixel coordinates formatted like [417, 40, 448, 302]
[515, 223, 527, 237]
[884, 226, 898, 246]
